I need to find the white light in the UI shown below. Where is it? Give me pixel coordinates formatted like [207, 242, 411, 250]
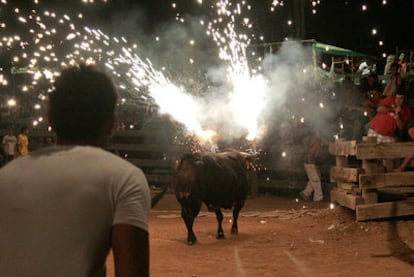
[7, 99, 16, 107]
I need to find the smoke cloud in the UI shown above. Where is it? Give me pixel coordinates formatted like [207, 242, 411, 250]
[106, 5, 337, 152]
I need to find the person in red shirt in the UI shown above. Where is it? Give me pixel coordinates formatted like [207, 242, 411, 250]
[367, 92, 412, 171]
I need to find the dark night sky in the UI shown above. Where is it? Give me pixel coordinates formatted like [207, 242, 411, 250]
[33, 0, 414, 57]
[2, 0, 414, 62]
[97, 0, 414, 57]
[305, 1, 414, 55]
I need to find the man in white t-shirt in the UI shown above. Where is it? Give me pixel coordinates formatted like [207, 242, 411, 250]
[2, 127, 17, 162]
[0, 64, 151, 276]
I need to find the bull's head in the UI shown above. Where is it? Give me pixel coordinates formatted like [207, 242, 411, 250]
[239, 151, 257, 171]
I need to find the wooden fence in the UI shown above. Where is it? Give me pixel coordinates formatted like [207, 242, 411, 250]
[329, 137, 414, 221]
[5, 119, 259, 194]
[26, 120, 184, 188]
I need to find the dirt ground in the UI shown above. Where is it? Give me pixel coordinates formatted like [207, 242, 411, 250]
[105, 193, 414, 276]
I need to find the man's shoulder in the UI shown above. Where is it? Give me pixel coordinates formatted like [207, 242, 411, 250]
[77, 146, 130, 163]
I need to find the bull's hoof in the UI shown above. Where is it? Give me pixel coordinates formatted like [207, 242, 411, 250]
[187, 239, 197, 245]
[216, 231, 225, 239]
[231, 227, 238, 234]
[187, 235, 197, 245]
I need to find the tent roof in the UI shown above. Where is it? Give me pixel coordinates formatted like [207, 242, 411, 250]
[312, 42, 366, 57]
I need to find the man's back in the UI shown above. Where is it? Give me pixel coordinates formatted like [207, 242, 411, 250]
[0, 145, 150, 276]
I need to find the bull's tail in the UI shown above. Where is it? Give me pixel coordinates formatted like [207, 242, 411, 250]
[151, 185, 168, 208]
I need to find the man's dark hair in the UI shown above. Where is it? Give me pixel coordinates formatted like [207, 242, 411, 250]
[48, 64, 118, 141]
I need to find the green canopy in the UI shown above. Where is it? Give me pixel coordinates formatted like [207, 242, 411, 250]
[312, 42, 366, 57]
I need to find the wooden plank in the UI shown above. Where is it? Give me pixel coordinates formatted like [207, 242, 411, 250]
[29, 129, 172, 139]
[29, 130, 55, 138]
[106, 143, 185, 153]
[128, 158, 175, 168]
[329, 140, 357, 156]
[146, 174, 172, 184]
[337, 181, 358, 191]
[359, 171, 414, 189]
[362, 136, 377, 143]
[335, 156, 348, 167]
[379, 187, 414, 194]
[356, 200, 414, 221]
[362, 189, 378, 204]
[356, 142, 414, 159]
[362, 159, 384, 175]
[330, 187, 364, 210]
[330, 166, 363, 183]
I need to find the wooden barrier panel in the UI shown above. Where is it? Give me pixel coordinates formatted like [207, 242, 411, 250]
[359, 171, 414, 189]
[330, 166, 363, 183]
[329, 138, 414, 220]
[356, 142, 414, 159]
[356, 200, 414, 221]
[330, 187, 364, 210]
[328, 140, 357, 156]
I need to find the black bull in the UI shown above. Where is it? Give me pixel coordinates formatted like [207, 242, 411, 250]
[172, 150, 251, 245]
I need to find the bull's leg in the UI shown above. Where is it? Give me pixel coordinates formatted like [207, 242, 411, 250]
[215, 209, 225, 239]
[231, 201, 245, 234]
[179, 197, 202, 245]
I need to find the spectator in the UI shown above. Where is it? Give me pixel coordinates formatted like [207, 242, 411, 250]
[398, 53, 407, 74]
[360, 73, 382, 100]
[361, 87, 382, 119]
[299, 129, 330, 202]
[382, 62, 402, 97]
[2, 126, 17, 162]
[16, 126, 29, 156]
[383, 55, 395, 75]
[0, 64, 151, 276]
[367, 91, 412, 171]
[357, 57, 375, 77]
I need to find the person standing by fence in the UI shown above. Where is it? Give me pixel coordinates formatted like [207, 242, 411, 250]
[16, 126, 29, 156]
[299, 130, 330, 202]
[2, 127, 17, 162]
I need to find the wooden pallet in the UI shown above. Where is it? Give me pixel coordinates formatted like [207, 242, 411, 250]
[329, 137, 414, 221]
